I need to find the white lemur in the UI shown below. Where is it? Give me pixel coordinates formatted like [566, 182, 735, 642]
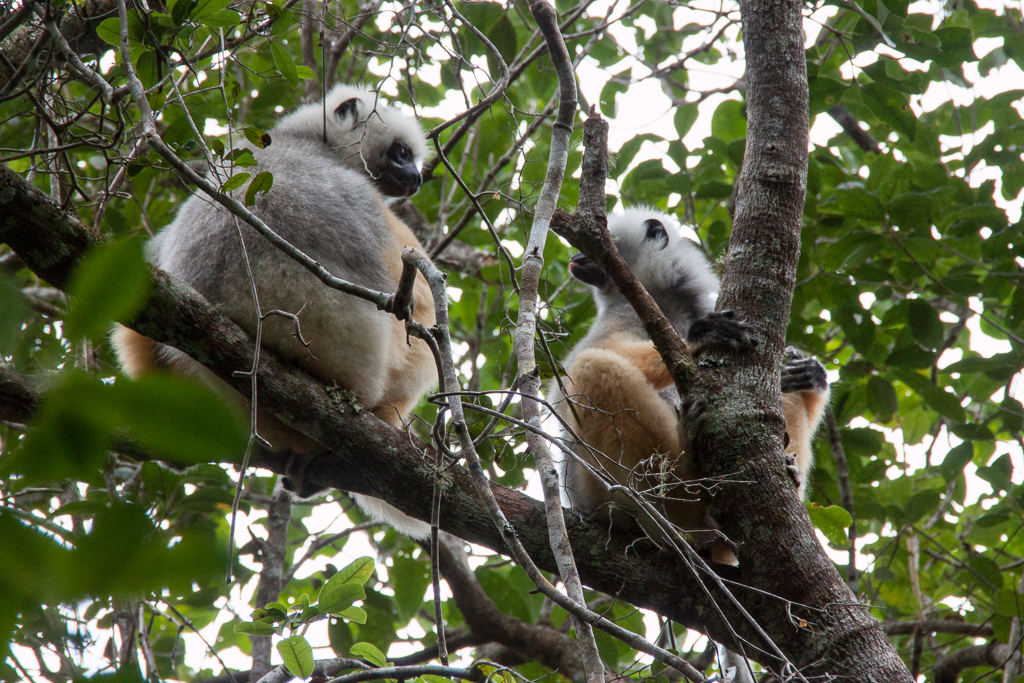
[553, 208, 830, 564]
[112, 84, 437, 538]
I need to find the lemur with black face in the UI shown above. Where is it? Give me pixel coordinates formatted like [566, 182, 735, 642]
[553, 208, 830, 564]
[112, 84, 437, 538]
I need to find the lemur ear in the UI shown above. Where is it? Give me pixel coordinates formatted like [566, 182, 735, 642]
[643, 218, 669, 247]
[334, 98, 361, 127]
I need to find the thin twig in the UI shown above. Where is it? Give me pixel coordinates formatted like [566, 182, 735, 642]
[505, 2, 602, 681]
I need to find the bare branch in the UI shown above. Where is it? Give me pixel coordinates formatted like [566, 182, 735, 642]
[933, 641, 1012, 683]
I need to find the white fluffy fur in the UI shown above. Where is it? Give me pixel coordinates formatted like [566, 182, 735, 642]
[276, 84, 428, 173]
[603, 207, 719, 314]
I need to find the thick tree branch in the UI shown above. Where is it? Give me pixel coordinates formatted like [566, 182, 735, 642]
[933, 641, 1011, 683]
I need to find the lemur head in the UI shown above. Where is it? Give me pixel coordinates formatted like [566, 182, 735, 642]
[569, 207, 719, 321]
[276, 84, 429, 197]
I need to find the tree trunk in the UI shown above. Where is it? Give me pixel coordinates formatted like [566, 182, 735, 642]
[684, 0, 915, 678]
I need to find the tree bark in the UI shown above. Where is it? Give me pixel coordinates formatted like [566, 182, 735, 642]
[250, 488, 291, 682]
[681, 0, 914, 678]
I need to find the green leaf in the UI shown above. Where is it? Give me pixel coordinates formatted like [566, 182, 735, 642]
[860, 83, 917, 141]
[65, 237, 152, 342]
[933, 27, 977, 67]
[994, 589, 1023, 617]
[820, 233, 884, 272]
[805, 503, 852, 549]
[0, 275, 30, 354]
[1, 372, 114, 482]
[134, 51, 161, 89]
[243, 127, 272, 149]
[711, 98, 746, 143]
[221, 172, 250, 193]
[903, 489, 941, 523]
[203, 9, 240, 27]
[96, 18, 124, 47]
[296, 65, 316, 80]
[835, 304, 876, 354]
[866, 376, 897, 422]
[350, 641, 388, 667]
[271, 42, 298, 87]
[968, 555, 1003, 590]
[470, 660, 516, 683]
[999, 398, 1023, 434]
[317, 580, 365, 615]
[906, 300, 943, 350]
[337, 605, 367, 624]
[170, 0, 196, 25]
[976, 453, 1013, 492]
[189, 0, 231, 19]
[922, 387, 965, 422]
[486, 15, 518, 69]
[886, 345, 935, 369]
[673, 103, 699, 138]
[277, 635, 315, 678]
[328, 618, 354, 656]
[233, 621, 277, 636]
[245, 171, 274, 206]
[333, 556, 375, 586]
[809, 77, 847, 116]
[227, 149, 258, 167]
[112, 374, 247, 463]
[391, 555, 431, 623]
[939, 442, 974, 481]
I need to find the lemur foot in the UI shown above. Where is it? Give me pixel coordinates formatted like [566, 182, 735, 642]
[785, 453, 801, 488]
[678, 395, 707, 453]
[687, 311, 758, 357]
[781, 347, 828, 394]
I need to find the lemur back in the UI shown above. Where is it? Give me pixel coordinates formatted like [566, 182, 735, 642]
[554, 208, 828, 564]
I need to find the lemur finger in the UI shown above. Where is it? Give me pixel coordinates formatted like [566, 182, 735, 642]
[781, 355, 828, 393]
[687, 311, 759, 356]
[785, 453, 801, 488]
[678, 396, 707, 448]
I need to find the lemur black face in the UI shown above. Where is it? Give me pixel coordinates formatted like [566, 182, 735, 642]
[643, 218, 669, 248]
[568, 252, 609, 288]
[375, 140, 422, 197]
[334, 97, 361, 128]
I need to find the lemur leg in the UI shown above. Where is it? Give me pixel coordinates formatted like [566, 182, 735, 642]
[562, 346, 684, 517]
[372, 398, 418, 428]
[111, 325, 164, 377]
[781, 347, 830, 497]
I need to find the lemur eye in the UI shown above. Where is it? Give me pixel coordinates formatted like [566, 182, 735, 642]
[644, 219, 668, 244]
[389, 141, 413, 162]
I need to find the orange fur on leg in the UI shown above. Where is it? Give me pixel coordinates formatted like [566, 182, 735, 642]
[111, 324, 163, 377]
